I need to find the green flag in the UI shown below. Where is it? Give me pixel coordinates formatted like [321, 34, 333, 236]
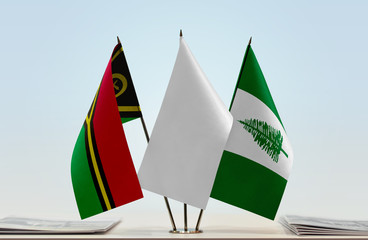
[211, 42, 293, 220]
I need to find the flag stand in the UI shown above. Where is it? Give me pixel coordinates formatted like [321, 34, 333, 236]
[168, 204, 203, 234]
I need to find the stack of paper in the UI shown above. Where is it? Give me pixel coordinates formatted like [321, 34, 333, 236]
[0, 216, 119, 234]
[280, 215, 368, 236]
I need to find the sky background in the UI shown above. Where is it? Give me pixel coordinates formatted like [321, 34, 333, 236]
[0, 0, 368, 223]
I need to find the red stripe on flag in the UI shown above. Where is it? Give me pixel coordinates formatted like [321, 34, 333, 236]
[92, 58, 143, 207]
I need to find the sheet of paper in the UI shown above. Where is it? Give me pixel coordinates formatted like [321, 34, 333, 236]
[0, 216, 120, 234]
[280, 215, 368, 236]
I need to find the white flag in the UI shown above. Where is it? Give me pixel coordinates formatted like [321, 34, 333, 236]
[138, 37, 233, 209]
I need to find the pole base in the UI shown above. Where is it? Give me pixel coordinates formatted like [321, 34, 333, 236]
[169, 229, 203, 234]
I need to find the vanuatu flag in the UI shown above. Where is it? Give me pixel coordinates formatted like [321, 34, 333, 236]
[71, 42, 143, 219]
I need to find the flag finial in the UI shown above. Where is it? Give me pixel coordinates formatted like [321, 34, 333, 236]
[248, 37, 252, 46]
[180, 29, 183, 37]
[117, 36, 121, 44]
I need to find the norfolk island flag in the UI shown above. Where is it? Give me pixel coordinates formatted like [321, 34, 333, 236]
[211, 41, 293, 220]
[71, 42, 143, 219]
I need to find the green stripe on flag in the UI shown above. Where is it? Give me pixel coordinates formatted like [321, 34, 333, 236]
[234, 46, 284, 128]
[121, 117, 138, 124]
[211, 151, 287, 220]
[71, 125, 103, 219]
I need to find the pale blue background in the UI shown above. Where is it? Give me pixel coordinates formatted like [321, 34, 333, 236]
[0, 0, 367, 222]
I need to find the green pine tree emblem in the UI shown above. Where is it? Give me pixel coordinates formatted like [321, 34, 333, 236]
[238, 118, 288, 163]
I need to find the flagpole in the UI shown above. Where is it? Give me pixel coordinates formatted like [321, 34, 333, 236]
[179, 29, 203, 234]
[179, 29, 189, 233]
[139, 115, 177, 231]
[164, 195, 177, 231]
[184, 203, 188, 232]
[116, 36, 177, 232]
[140, 116, 177, 231]
[139, 115, 150, 143]
[229, 36, 252, 110]
[195, 209, 203, 231]
[180, 29, 189, 233]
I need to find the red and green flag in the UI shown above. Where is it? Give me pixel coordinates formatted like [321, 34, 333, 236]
[71, 42, 143, 219]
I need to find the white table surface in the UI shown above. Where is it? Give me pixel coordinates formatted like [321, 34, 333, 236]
[0, 213, 367, 239]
